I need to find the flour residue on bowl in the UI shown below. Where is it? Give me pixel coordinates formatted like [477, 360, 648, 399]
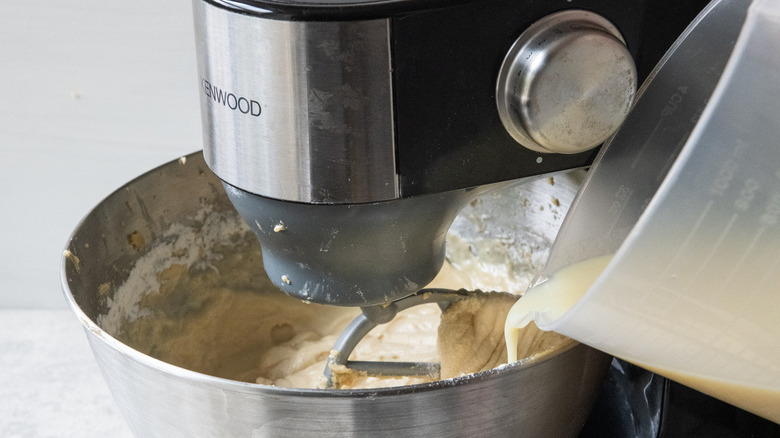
[98, 207, 250, 335]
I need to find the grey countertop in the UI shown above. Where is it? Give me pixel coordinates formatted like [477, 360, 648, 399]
[0, 309, 132, 438]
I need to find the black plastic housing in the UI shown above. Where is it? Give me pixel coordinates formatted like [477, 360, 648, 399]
[207, 0, 710, 198]
[390, 0, 711, 196]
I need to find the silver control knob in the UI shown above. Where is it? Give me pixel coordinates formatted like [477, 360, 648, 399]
[496, 10, 637, 154]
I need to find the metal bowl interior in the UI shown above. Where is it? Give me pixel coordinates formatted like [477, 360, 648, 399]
[61, 151, 609, 437]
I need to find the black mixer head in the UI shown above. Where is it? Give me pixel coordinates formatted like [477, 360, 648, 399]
[195, 0, 710, 306]
[225, 183, 478, 306]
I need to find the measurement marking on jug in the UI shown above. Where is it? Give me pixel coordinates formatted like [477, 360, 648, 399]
[660, 86, 688, 118]
[657, 132, 691, 182]
[607, 184, 634, 239]
[660, 200, 714, 280]
[631, 119, 663, 170]
[682, 213, 739, 292]
[712, 227, 766, 301]
[711, 140, 748, 197]
[735, 253, 780, 329]
[734, 178, 760, 211]
[632, 86, 690, 170]
[760, 192, 780, 226]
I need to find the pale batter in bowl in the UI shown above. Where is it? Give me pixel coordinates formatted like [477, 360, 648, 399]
[99, 206, 568, 389]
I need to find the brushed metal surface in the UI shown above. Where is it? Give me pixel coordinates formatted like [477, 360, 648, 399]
[193, 0, 397, 203]
[496, 10, 637, 154]
[85, 329, 606, 437]
[62, 152, 610, 437]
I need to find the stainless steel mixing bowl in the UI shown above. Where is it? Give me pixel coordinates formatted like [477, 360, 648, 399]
[61, 152, 609, 437]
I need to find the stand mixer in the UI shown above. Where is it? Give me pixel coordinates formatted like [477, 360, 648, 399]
[192, 0, 709, 385]
[57, 0, 780, 433]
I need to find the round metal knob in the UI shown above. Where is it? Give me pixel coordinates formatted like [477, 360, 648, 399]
[496, 10, 637, 154]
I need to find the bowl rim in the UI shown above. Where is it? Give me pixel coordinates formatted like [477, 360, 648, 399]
[59, 150, 587, 398]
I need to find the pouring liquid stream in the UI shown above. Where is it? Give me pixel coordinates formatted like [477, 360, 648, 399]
[505, 255, 612, 363]
[504, 256, 780, 423]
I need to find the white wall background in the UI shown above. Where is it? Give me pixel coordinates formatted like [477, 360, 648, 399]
[0, 1, 202, 307]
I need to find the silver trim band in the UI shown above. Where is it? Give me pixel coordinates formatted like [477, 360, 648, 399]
[194, 0, 398, 203]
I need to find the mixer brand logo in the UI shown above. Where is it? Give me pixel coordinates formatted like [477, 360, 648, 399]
[202, 78, 261, 117]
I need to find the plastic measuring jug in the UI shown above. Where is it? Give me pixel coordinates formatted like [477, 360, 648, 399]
[511, 0, 780, 422]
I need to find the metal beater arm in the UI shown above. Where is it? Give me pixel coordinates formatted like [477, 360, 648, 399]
[322, 289, 467, 389]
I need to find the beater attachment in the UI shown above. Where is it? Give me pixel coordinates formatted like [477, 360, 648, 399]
[323, 289, 468, 389]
